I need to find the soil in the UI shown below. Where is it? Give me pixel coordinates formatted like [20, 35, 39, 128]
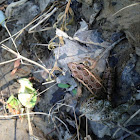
[0, 0, 140, 140]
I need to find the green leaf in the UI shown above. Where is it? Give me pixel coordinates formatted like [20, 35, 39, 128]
[72, 89, 77, 95]
[18, 93, 37, 108]
[58, 83, 70, 88]
[7, 95, 21, 110]
[18, 78, 37, 108]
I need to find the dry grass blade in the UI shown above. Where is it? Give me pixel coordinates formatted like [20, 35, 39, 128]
[0, 4, 57, 45]
[111, 2, 140, 17]
[29, 7, 58, 33]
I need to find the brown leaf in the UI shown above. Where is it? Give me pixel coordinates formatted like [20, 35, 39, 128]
[11, 59, 21, 75]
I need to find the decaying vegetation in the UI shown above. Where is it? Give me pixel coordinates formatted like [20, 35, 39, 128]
[0, 0, 140, 139]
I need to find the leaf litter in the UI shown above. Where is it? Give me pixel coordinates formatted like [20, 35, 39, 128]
[0, 0, 140, 139]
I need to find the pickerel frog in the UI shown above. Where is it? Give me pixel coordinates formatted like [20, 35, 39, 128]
[68, 58, 103, 95]
[80, 97, 132, 127]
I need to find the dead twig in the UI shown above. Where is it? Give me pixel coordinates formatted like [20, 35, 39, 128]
[0, 58, 19, 65]
[0, 112, 50, 118]
[27, 108, 33, 137]
[29, 7, 58, 33]
[1, 44, 49, 74]
[112, 109, 140, 138]
[37, 83, 57, 96]
[118, 124, 140, 139]
[54, 103, 80, 140]
[111, 3, 140, 17]
[54, 116, 70, 133]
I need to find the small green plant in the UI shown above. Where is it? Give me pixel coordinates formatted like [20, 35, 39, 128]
[6, 78, 37, 112]
[6, 95, 21, 113]
[18, 78, 37, 108]
[58, 83, 77, 95]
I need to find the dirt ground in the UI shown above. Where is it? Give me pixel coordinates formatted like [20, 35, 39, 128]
[0, 0, 140, 140]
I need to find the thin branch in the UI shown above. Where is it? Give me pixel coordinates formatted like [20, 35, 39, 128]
[118, 124, 140, 139]
[112, 109, 140, 138]
[56, 103, 80, 140]
[4, 24, 19, 54]
[1, 44, 49, 74]
[27, 108, 33, 136]
[37, 83, 57, 96]
[29, 7, 57, 33]
[0, 4, 56, 45]
[0, 112, 50, 118]
[111, 3, 140, 17]
[0, 58, 19, 65]
[55, 116, 70, 133]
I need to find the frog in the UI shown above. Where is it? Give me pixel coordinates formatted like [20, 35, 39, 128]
[68, 60, 103, 96]
[80, 97, 133, 127]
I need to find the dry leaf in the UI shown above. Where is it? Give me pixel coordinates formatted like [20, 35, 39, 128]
[11, 59, 21, 75]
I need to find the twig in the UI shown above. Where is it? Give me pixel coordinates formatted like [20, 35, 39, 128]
[0, 4, 56, 45]
[48, 101, 80, 140]
[55, 116, 70, 133]
[56, 103, 80, 140]
[111, 3, 140, 17]
[0, 58, 19, 65]
[95, 37, 125, 63]
[1, 44, 49, 74]
[29, 27, 53, 33]
[0, 67, 11, 96]
[51, 116, 60, 135]
[112, 109, 140, 138]
[118, 124, 140, 139]
[29, 7, 57, 33]
[27, 108, 33, 137]
[0, 112, 50, 118]
[37, 83, 57, 96]
[42, 80, 56, 85]
[119, 128, 140, 140]
[35, 43, 59, 47]
[4, 24, 19, 54]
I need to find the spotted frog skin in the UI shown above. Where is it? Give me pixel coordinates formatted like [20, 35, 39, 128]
[80, 97, 131, 127]
[68, 62, 102, 95]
